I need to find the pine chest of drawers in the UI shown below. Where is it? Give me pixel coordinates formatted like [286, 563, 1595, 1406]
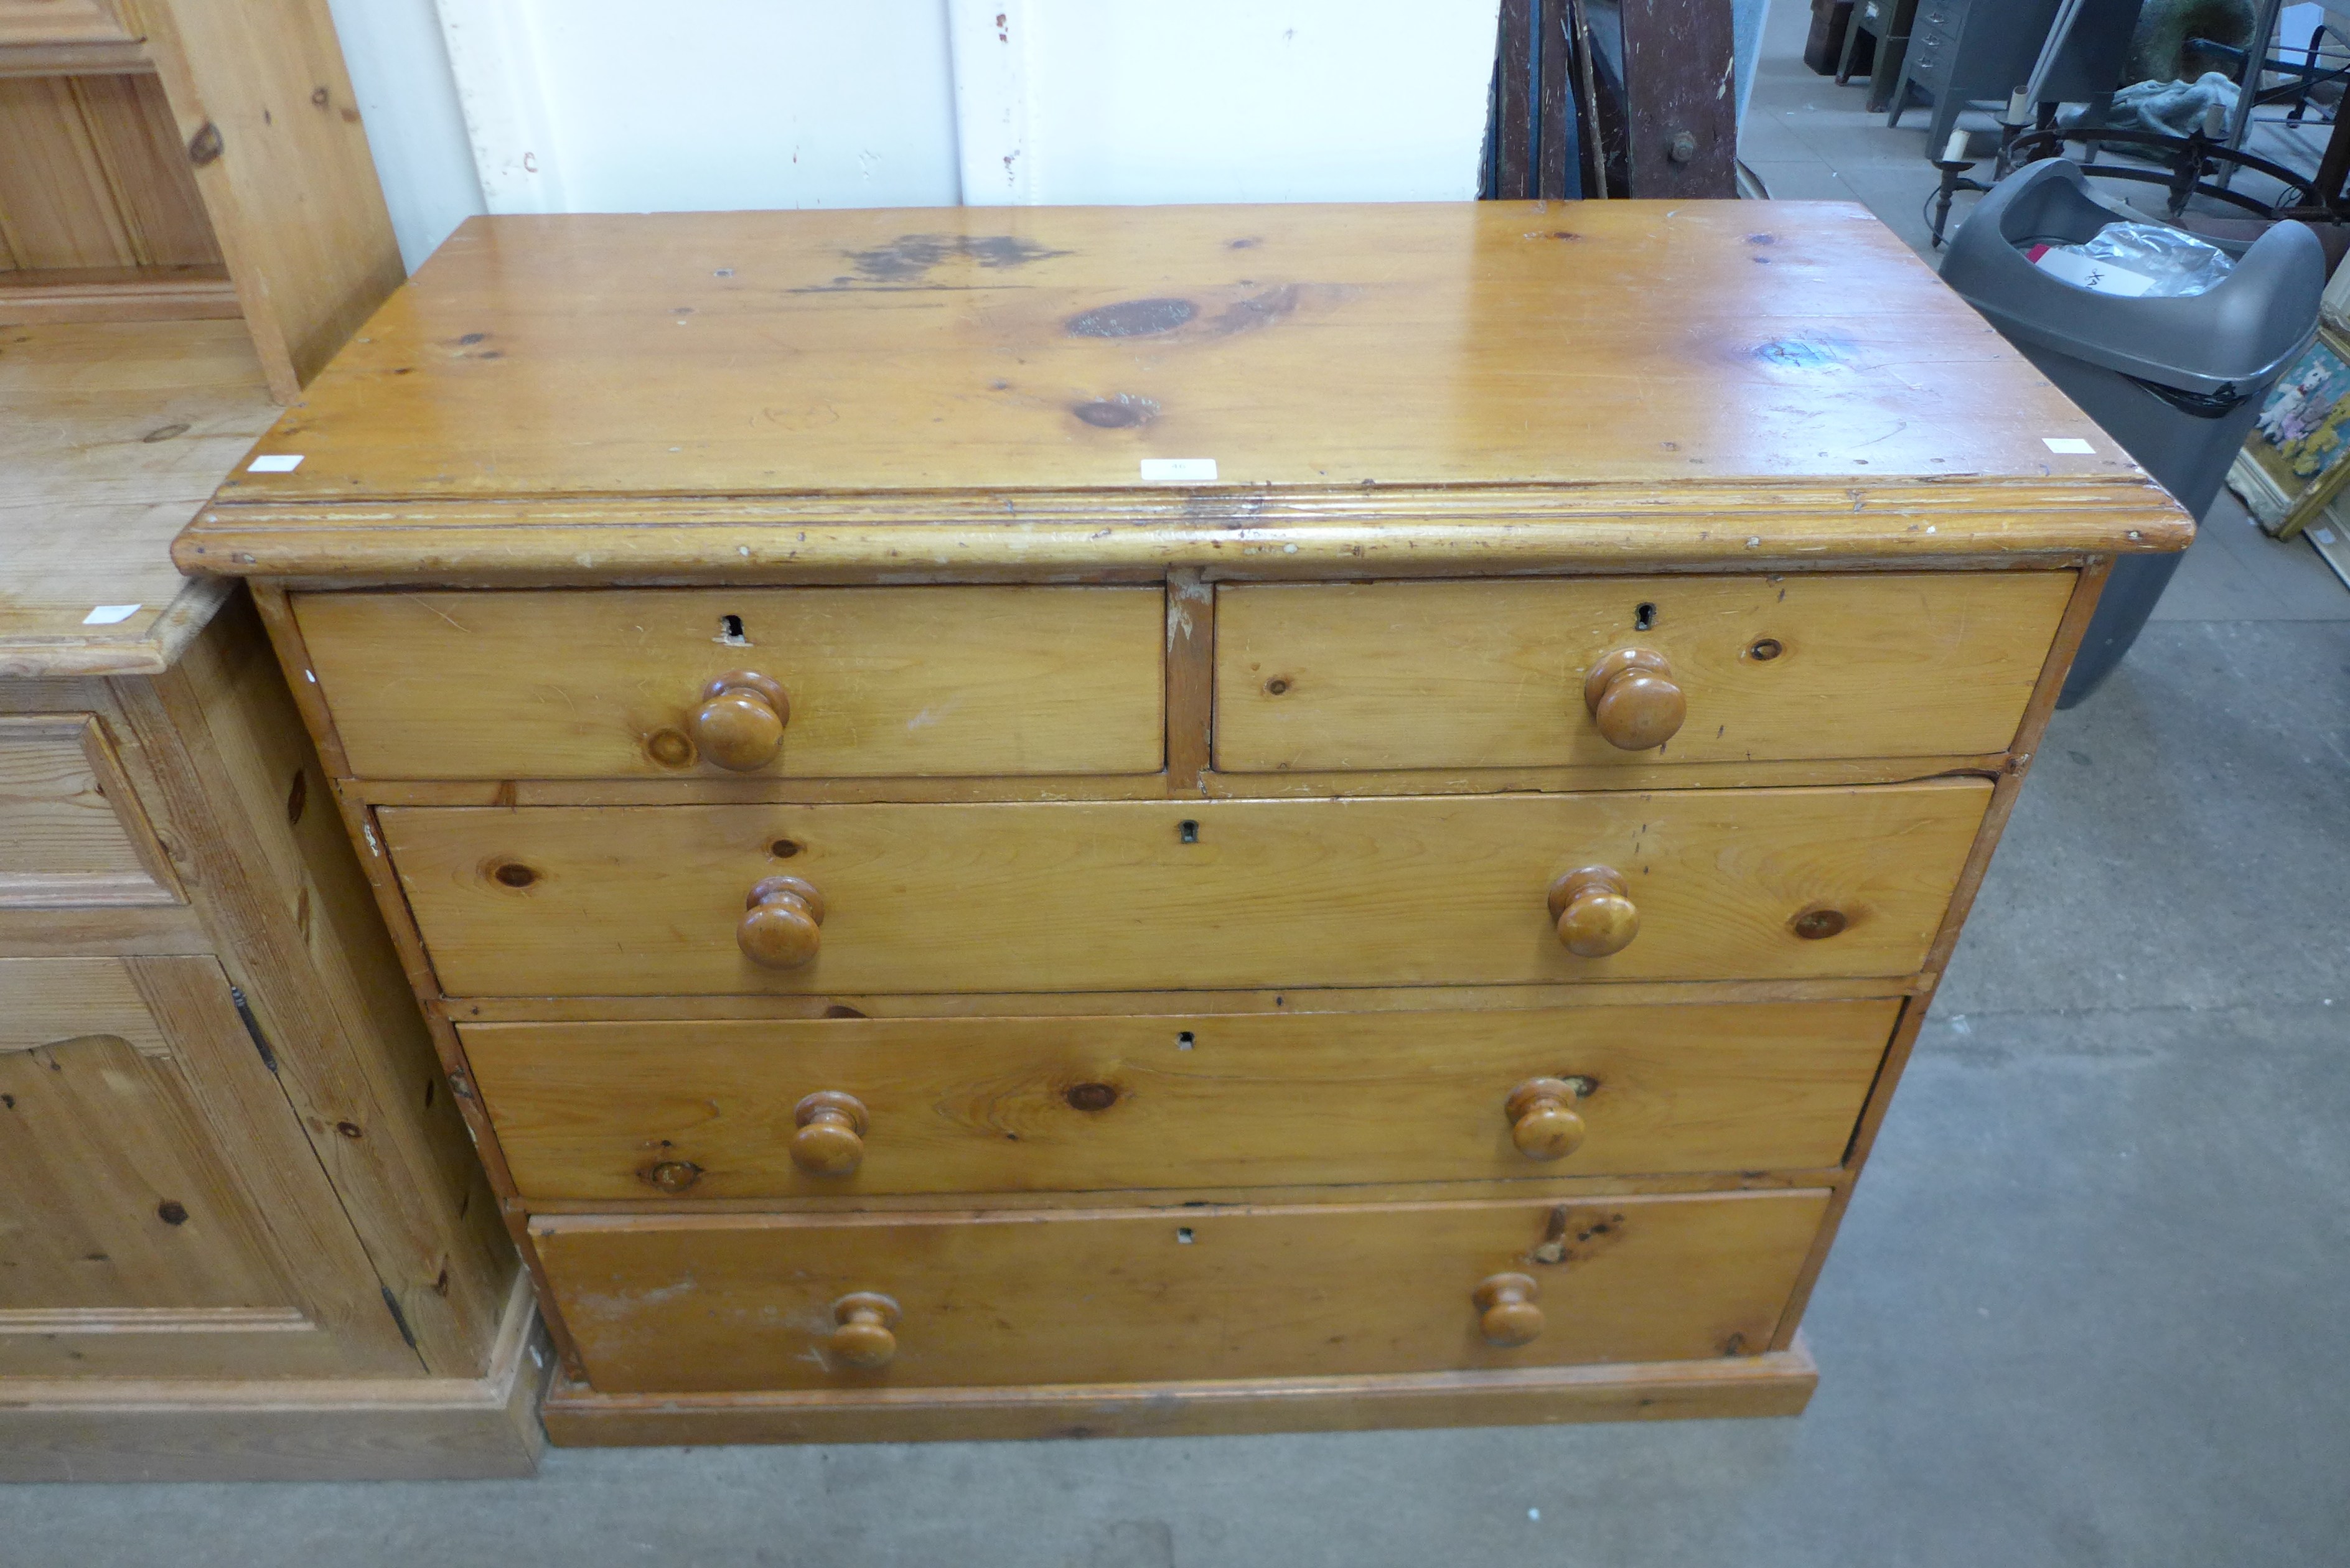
[174, 202, 2189, 1446]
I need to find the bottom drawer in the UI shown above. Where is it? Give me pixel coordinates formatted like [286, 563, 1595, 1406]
[533, 1190, 1830, 1394]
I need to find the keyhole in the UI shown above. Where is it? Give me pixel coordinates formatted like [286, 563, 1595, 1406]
[1176, 1030, 1196, 1050]
[1179, 819, 1199, 844]
[716, 614, 751, 646]
[1633, 602, 1658, 631]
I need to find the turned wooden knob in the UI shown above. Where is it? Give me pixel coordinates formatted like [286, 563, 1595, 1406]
[829, 1292, 899, 1368]
[1583, 648, 1685, 751]
[792, 1091, 868, 1175]
[690, 670, 790, 770]
[738, 875, 825, 969]
[1505, 1077, 1588, 1159]
[1547, 866, 1638, 958]
[1474, 1272, 1544, 1346]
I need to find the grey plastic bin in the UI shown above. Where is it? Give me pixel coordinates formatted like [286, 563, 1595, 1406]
[1939, 159, 2324, 705]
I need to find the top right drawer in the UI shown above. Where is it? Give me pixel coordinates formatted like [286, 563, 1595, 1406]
[1213, 571, 2072, 773]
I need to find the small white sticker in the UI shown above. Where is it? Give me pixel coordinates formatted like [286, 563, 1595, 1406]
[82, 604, 141, 625]
[1140, 458, 1217, 482]
[2316, 527, 2339, 544]
[2042, 437, 2095, 454]
[247, 454, 305, 472]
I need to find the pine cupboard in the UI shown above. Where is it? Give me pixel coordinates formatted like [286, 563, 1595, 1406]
[174, 201, 2189, 1446]
[0, 324, 542, 1478]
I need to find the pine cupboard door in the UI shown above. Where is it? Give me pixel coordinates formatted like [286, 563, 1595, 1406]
[0, 957, 418, 1377]
[0, 0, 138, 45]
[0, 713, 184, 908]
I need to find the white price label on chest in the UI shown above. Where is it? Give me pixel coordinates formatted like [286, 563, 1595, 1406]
[1140, 458, 1217, 482]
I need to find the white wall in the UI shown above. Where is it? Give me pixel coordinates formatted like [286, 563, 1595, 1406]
[433, 0, 963, 216]
[950, 0, 1502, 205]
[327, 0, 1504, 266]
[324, 0, 484, 271]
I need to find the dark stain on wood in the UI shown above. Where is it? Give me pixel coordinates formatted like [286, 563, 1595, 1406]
[1754, 335, 1851, 371]
[1073, 397, 1158, 429]
[1067, 297, 1197, 337]
[1528, 1203, 1631, 1265]
[1204, 284, 1303, 337]
[1791, 907, 1849, 940]
[841, 233, 1072, 283]
[642, 1159, 702, 1193]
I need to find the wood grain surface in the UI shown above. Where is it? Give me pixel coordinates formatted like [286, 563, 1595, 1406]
[204, 203, 2132, 500]
[0, 320, 274, 675]
[172, 203, 2193, 580]
[382, 783, 1991, 996]
[293, 586, 1166, 780]
[539, 1341, 1818, 1444]
[533, 1190, 1830, 1393]
[132, 0, 402, 396]
[0, 712, 182, 904]
[461, 998, 1898, 1198]
[1215, 571, 2073, 770]
[0, 0, 137, 46]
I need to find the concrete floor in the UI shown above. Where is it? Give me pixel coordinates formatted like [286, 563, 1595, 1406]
[10, 11, 2349, 1566]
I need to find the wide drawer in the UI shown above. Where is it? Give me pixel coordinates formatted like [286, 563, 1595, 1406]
[383, 782, 1990, 997]
[1213, 572, 2071, 772]
[291, 586, 1166, 780]
[464, 999, 1898, 1199]
[534, 1190, 1831, 1393]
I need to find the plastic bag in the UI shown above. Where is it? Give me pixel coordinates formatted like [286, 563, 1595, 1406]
[2023, 221, 2235, 299]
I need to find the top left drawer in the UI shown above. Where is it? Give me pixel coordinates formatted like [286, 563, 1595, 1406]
[291, 586, 1167, 781]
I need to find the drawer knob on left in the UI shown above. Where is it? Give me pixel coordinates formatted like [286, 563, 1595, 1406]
[1473, 1272, 1545, 1347]
[739, 875, 826, 968]
[1583, 648, 1686, 750]
[792, 1091, 869, 1174]
[1547, 866, 1639, 958]
[1505, 1078, 1589, 1159]
[691, 670, 791, 770]
[830, 1292, 901, 1368]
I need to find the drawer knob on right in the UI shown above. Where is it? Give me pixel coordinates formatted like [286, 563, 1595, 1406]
[791, 1091, 869, 1175]
[1473, 1272, 1544, 1346]
[1583, 648, 1685, 750]
[829, 1292, 901, 1368]
[1505, 1078, 1588, 1159]
[1547, 866, 1639, 957]
[739, 875, 826, 968]
[691, 670, 790, 770]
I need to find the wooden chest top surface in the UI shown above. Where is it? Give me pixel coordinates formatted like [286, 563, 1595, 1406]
[173, 202, 2190, 581]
